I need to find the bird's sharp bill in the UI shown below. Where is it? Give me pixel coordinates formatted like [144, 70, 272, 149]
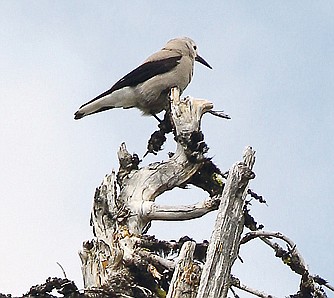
[195, 55, 212, 69]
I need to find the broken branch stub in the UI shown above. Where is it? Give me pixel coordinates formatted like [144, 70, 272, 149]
[167, 241, 201, 298]
[196, 146, 256, 298]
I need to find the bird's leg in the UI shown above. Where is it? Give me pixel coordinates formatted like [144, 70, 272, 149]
[152, 113, 163, 123]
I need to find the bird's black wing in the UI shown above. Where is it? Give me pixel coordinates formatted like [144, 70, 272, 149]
[80, 56, 181, 108]
[110, 55, 181, 91]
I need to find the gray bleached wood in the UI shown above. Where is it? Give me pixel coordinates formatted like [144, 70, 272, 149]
[79, 87, 221, 295]
[167, 241, 201, 298]
[144, 196, 220, 221]
[196, 146, 256, 298]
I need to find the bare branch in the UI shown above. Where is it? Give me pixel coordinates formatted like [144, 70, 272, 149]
[240, 230, 332, 297]
[136, 249, 175, 272]
[167, 241, 201, 298]
[56, 262, 67, 279]
[143, 197, 220, 221]
[241, 231, 307, 273]
[313, 276, 334, 292]
[207, 110, 231, 119]
[230, 275, 277, 298]
[323, 283, 334, 292]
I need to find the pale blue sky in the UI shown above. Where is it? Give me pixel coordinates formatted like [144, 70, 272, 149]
[1, 1, 333, 296]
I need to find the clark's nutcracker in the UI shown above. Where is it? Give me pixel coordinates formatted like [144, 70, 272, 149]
[74, 37, 212, 120]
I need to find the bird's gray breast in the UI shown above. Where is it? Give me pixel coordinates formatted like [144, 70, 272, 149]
[136, 56, 194, 114]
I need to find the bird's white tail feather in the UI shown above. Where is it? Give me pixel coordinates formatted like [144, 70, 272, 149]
[77, 87, 137, 117]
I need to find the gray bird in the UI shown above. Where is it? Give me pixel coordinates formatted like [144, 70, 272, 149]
[74, 37, 212, 120]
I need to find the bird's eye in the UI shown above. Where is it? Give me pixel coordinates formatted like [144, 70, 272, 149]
[193, 45, 197, 50]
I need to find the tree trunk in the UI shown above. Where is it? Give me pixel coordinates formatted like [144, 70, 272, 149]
[196, 147, 256, 298]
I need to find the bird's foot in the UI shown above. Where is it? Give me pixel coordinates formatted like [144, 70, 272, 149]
[152, 113, 163, 123]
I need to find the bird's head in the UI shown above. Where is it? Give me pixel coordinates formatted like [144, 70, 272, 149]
[164, 37, 212, 69]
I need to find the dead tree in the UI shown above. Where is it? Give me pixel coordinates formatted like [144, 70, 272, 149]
[75, 87, 331, 297]
[79, 88, 223, 297]
[11, 87, 331, 298]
